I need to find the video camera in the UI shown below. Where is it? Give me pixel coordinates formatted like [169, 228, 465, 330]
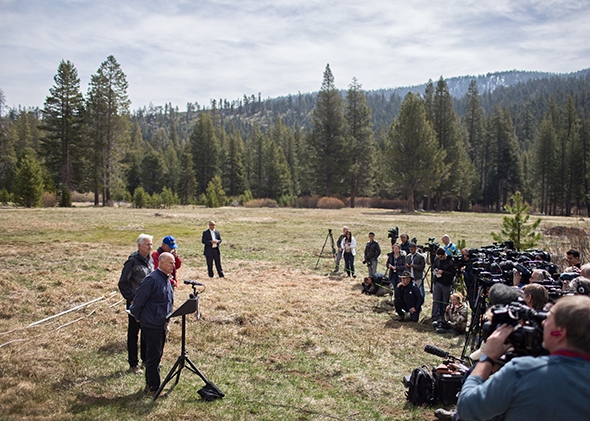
[388, 227, 399, 245]
[482, 302, 548, 357]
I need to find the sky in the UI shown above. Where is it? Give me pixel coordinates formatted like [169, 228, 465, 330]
[1, 0, 590, 111]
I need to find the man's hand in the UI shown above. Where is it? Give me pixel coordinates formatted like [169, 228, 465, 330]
[484, 324, 515, 360]
[409, 307, 416, 313]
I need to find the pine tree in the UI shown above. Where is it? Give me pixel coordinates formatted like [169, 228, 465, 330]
[86, 55, 130, 206]
[309, 64, 348, 197]
[463, 80, 486, 201]
[491, 191, 542, 251]
[345, 77, 374, 207]
[485, 107, 522, 211]
[14, 148, 45, 207]
[40, 60, 85, 190]
[205, 175, 226, 208]
[189, 112, 219, 195]
[140, 150, 165, 194]
[223, 127, 246, 197]
[430, 77, 473, 210]
[265, 141, 293, 199]
[177, 145, 197, 204]
[385, 92, 446, 211]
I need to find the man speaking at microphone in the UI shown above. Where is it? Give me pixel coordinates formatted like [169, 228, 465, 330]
[129, 252, 175, 396]
[456, 295, 590, 421]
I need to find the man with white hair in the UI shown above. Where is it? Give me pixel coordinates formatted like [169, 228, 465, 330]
[118, 233, 154, 374]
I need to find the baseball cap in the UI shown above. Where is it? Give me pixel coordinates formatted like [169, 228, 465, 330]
[162, 235, 178, 249]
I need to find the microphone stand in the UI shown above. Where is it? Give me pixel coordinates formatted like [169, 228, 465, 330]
[153, 284, 224, 401]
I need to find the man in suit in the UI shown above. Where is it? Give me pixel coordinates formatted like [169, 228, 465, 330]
[202, 220, 224, 278]
[406, 242, 426, 296]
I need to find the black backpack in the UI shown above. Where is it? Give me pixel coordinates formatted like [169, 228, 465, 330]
[405, 365, 436, 406]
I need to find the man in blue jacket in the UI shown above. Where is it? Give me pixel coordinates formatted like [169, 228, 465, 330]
[129, 252, 175, 396]
[457, 295, 590, 421]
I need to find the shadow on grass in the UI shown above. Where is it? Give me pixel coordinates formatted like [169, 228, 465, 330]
[97, 341, 126, 355]
[70, 389, 156, 416]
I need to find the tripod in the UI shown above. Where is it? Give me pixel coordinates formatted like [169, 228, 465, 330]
[153, 285, 224, 401]
[315, 229, 336, 269]
[461, 282, 489, 361]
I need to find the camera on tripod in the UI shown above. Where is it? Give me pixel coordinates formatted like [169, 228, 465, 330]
[482, 302, 548, 357]
[387, 227, 399, 245]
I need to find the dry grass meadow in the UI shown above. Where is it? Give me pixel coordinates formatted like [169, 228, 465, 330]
[0, 205, 587, 421]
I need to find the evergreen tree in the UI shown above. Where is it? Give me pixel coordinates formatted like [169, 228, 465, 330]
[247, 124, 267, 197]
[40, 60, 85, 190]
[14, 148, 44, 207]
[485, 107, 522, 211]
[463, 80, 486, 201]
[0, 112, 17, 191]
[189, 112, 219, 195]
[430, 77, 473, 210]
[309, 64, 348, 197]
[491, 191, 542, 251]
[177, 145, 197, 205]
[265, 141, 293, 199]
[86, 55, 130, 206]
[140, 150, 165, 194]
[223, 128, 246, 197]
[345, 77, 374, 207]
[561, 95, 582, 216]
[385, 92, 446, 211]
[205, 175, 226, 208]
[535, 116, 557, 214]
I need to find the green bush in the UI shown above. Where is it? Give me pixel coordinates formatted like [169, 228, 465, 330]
[205, 176, 227, 208]
[161, 187, 178, 208]
[133, 187, 149, 208]
[243, 198, 278, 208]
[0, 189, 13, 205]
[59, 185, 72, 207]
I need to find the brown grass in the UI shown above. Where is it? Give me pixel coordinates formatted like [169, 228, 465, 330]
[0, 207, 587, 420]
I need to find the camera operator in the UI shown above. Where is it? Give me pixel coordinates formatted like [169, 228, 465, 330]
[432, 247, 456, 323]
[522, 283, 549, 311]
[399, 233, 411, 255]
[459, 248, 476, 311]
[565, 249, 581, 273]
[456, 295, 590, 421]
[363, 232, 381, 277]
[386, 243, 406, 285]
[406, 243, 426, 297]
[441, 234, 459, 257]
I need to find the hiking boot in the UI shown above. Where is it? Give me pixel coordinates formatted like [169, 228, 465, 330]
[129, 365, 143, 374]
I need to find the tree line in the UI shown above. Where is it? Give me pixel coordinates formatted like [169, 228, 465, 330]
[1, 59, 590, 215]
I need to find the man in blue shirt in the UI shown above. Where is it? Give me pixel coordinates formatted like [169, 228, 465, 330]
[441, 234, 458, 256]
[456, 295, 590, 421]
[129, 252, 175, 396]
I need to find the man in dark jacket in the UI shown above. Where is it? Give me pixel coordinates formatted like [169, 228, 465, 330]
[202, 220, 224, 278]
[394, 270, 424, 322]
[432, 247, 456, 322]
[363, 232, 381, 277]
[118, 233, 154, 374]
[129, 252, 175, 396]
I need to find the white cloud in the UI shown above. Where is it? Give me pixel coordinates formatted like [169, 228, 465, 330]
[1, 0, 589, 110]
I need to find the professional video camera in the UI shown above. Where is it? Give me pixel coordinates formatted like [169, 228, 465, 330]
[482, 302, 548, 358]
[388, 227, 399, 245]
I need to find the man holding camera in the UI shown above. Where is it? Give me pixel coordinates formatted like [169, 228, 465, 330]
[333, 226, 349, 273]
[363, 232, 381, 276]
[456, 295, 590, 421]
[432, 247, 456, 322]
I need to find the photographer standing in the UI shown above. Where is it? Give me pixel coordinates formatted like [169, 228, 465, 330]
[363, 232, 381, 276]
[456, 295, 590, 421]
[431, 247, 456, 323]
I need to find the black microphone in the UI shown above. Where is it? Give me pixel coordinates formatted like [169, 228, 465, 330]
[488, 283, 523, 305]
[424, 344, 449, 358]
[184, 280, 204, 286]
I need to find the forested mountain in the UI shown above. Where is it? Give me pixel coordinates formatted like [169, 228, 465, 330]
[1, 61, 590, 216]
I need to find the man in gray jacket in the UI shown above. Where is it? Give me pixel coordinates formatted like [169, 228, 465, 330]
[118, 233, 154, 374]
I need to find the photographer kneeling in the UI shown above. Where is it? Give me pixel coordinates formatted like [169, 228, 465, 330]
[456, 295, 590, 421]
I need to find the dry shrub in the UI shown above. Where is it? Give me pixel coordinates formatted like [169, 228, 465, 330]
[243, 198, 278, 208]
[317, 197, 345, 209]
[349, 197, 373, 208]
[543, 225, 590, 268]
[293, 195, 320, 208]
[42, 192, 57, 207]
[70, 191, 94, 202]
[370, 198, 407, 210]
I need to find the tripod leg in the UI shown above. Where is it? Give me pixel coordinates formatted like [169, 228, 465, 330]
[184, 356, 225, 397]
[315, 232, 330, 269]
[153, 356, 185, 400]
